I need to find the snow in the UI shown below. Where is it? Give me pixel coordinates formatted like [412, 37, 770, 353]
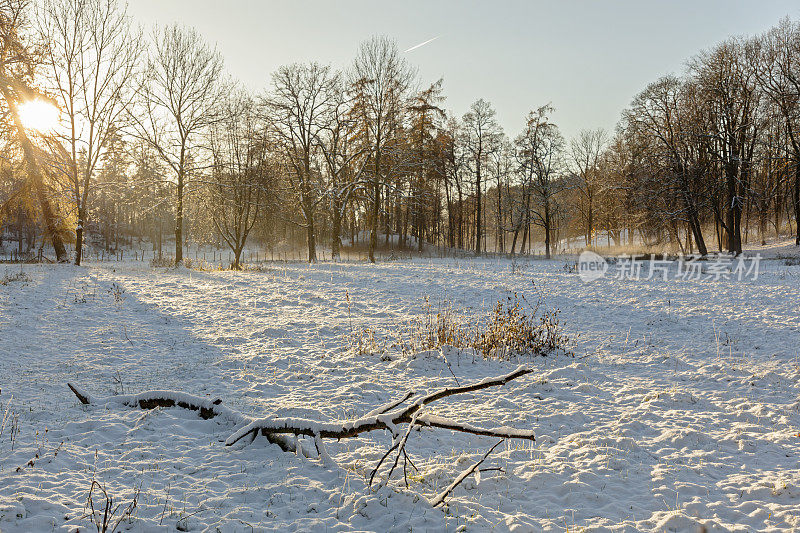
[0, 245, 799, 531]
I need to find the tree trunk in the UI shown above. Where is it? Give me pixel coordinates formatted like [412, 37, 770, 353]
[307, 214, 317, 262]
[725, 162, 742, 254]
[794, 164, 800, 246]
[75, 223, 83, 266]
[587, 195, 593, 247]
[475, 162, 482, 255]
[175, 169, 184, 263]
[544, 199, 551, 259]
[331, 199, 342, 260]
[232, 247, 242, 270]
[683, 192, 707, 256]
[369, 149, 381, 263]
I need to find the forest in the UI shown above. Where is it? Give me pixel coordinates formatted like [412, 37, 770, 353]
[1, 0, 800, 267]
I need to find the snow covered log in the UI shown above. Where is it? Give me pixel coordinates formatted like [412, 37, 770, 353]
[68, 383, 231, 420]
[66, 382, 299, 452]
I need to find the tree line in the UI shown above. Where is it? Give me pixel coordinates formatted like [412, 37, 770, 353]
[1, 0, 799, 267]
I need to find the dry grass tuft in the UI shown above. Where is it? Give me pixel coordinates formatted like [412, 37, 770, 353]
[351, 292, 571, 360]
[0, 271, 31, 285]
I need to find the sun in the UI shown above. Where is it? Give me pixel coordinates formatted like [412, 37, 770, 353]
[18, 99, 60, 133]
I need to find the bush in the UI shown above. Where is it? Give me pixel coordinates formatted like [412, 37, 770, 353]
[353, 292, 572, 360]
[149, 255, 176, 268]
[474, 293, 570, 359]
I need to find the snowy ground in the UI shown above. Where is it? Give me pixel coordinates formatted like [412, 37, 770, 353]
[0, 245, 799, 531]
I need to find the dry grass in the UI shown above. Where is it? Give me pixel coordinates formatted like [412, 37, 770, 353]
[0, 271, 31, 285]
[352, 293, 572, 360]
[150, 256, 236, 271]
[83, 479, 139, 533]
[397, 297, 472, 354]
[474, 293, 570, 359]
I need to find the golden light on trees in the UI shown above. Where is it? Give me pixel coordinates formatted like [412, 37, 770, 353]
[18, 99, 60, 133]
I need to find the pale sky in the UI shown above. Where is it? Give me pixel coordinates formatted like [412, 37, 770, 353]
[128, 1, 800, 141]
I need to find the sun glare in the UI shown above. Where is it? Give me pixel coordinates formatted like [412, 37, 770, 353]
[18, 99, 60, 133]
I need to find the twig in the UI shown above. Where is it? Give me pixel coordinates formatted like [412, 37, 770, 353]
[430, 439, 504, 507]
[368, 439, 400, 488]
[363, 391, 415, 418]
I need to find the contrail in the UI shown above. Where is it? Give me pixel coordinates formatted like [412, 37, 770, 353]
[404, 36, 439, 53]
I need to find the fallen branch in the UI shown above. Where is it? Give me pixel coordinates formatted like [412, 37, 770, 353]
[67, 366, 537, 506]
[381, 409, 422, 488]
[66, 383, 298, 452]
[225, 365, 535, 446]
[364, 391, 415, 418]
[67, 383, 227, 420]
[414, 413, 535, 440]
[369, 409, 422, 488]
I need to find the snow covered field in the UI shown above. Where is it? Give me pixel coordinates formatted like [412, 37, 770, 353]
[0, 250, 799, 531]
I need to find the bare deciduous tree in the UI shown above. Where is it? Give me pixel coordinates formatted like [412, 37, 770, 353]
[207, 92, 270, 269]
[753, 18, 800, 246]
[570, 128, 606, 246]
[37, 0, 141, 265]
[269, 62, 337, 262]
[515, 105, 564, 259]
[317, 76, 369, 260]
[130, 24, 224, 263]
[461, 99, 502, 255]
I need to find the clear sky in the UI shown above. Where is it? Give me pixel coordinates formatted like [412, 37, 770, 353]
[127, 1, 800, 141]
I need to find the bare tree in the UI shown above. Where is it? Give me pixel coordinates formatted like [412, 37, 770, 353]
[461, 99, 502, 254]
[753, 18, 800, 246]
[515, 105, 564, 259]
[207, 92, 270, 269]
[269, 62, 337, 262]
[317, 75, 369, 260]
[130, 24, 224, 263]
[570, 128, 606, 246]
[37, 0, 141, 265]
[489, 139, 512, 252]
[691, 38, 762, 254]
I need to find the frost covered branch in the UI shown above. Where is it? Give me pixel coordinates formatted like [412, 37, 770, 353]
[66, 382, 299, 452]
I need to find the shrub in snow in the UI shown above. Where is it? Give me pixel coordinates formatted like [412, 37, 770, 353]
[355, 292, 571, 359]
[0, 271, 31, 285]
[474, 293, 570, 359]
